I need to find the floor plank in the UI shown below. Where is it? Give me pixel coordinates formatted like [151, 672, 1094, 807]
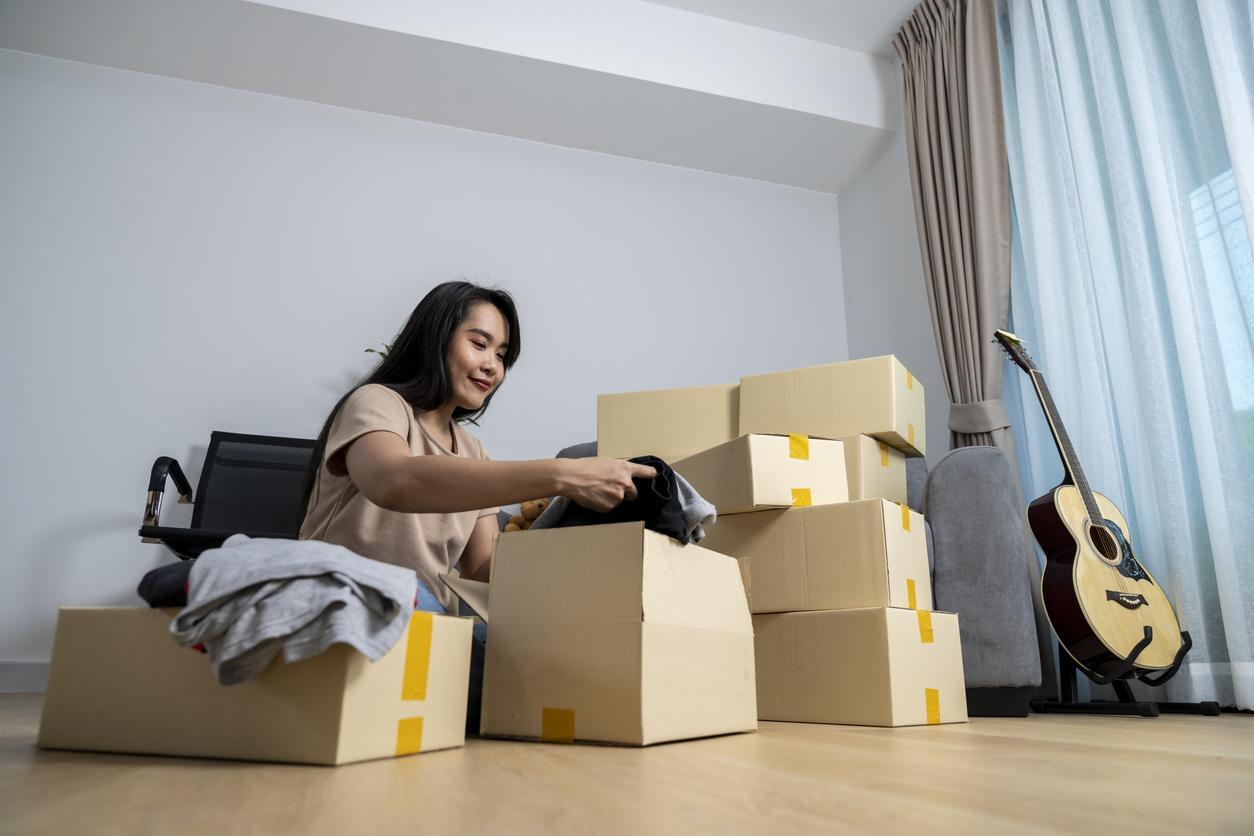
[3, 694, 1252, 834]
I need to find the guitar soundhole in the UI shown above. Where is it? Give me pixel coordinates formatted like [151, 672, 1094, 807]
[1089, 524, 1120, 562]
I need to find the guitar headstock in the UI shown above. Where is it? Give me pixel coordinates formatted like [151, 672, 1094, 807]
[994, 329, 1038, 374]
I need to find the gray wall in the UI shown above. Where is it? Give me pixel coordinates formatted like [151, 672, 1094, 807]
[839, 129, 950, 467]
[0, 49, 847, 677]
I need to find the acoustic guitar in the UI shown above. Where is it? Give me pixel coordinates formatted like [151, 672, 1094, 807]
[995, 329, 1183, 679]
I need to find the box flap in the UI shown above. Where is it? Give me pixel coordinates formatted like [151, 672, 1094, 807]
[441, 574, 490, 624]
[640, 531, 752, 634]
[490, 522, 647, 625]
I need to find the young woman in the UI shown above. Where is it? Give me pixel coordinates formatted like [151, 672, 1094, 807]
[299, 280, 655, 613]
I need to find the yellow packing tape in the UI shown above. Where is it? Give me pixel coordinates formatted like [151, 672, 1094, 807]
[542, 707, 576, 743]
[401, 612, 434, 701]
[788, 433, 810, 460]
[907, 578, 918, 610]
[907, 370, 915, 390]
[917, 610, 934, 643]
[908, 422, 916, 447]
[791, 487, 812, 507]
[395, 716, 425, 756]
[925, 688, 940, 725]
[878, 441, 890, 468]
[901, 504, 912, 532]
[395, 612, 435, 756]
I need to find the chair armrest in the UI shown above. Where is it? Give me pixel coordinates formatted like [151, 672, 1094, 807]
[142, 456, 194, 534]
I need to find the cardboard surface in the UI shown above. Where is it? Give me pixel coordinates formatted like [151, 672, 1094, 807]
[753, 607, 968, 727]
[480, 522, 757, 746]
[597, 382, 739, 462]
[441, 574, 490, 624]
[673, 434, 848, 515]
[738, 355, 926, 457]
[699, 499, 931, 614]
[841, 434, 908, 504]
[37, 607, 471, 765]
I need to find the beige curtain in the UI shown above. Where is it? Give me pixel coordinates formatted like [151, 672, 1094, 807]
[894, 0, 1055, 695]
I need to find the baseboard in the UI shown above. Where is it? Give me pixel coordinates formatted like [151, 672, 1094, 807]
[0, 662, 49, 693]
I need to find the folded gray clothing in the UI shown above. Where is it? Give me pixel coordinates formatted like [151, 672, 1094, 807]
[170, 534, 417, 685]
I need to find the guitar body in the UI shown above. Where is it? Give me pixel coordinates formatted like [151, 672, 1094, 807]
[1029, 484, 1183, 676]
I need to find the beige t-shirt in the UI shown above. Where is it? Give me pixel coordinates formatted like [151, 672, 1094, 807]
[299, 384, 499, 611]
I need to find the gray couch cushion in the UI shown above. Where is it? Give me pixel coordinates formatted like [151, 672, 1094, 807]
[906, 457, 928, 514]
[924, 446, 1042, 689]
[556, 441, 598, 459]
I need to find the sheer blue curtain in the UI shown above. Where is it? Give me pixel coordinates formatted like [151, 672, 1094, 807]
[997, 0, 1253, 709]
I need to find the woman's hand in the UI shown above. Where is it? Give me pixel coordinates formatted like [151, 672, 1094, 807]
[555, 458, 658, 512]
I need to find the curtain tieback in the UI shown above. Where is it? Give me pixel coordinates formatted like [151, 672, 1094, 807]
[948, 399, 1010, 434]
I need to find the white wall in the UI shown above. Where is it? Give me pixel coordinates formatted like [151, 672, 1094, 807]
[0, 49, 846, 674]
[839, 129, 951, 466]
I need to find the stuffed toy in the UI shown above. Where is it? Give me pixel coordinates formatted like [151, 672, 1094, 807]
[503, 497, 552, 532]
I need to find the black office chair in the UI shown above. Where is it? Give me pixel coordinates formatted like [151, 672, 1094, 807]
[139, 431, 316, 559]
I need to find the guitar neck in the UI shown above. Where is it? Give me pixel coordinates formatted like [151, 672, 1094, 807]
[1025, 369, 1104, 522]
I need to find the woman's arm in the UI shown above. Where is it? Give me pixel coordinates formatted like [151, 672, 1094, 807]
[458, 514, 499, 582]
[343, 431, 656, 514]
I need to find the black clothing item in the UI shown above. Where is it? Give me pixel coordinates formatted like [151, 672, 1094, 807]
[542, 455, 690, 542]
[138, 560, 193, 607]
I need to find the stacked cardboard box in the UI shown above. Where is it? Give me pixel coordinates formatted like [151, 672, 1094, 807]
[605, 356, 967, 728]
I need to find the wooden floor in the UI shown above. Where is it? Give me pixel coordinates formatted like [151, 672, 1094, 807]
[3, 695, 1252, 835]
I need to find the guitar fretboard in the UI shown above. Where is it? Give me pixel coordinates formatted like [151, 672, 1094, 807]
[1029, 369, 1104, 523]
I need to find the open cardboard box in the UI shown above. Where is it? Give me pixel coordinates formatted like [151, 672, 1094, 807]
[754, 607, 968, 727]
[450, 521, 757, 746]
[37, 607, 471, 765]
[739, 355, 926, 457]
[673, 433, 848, 515]
[699, 498, 932, 614]
[597, 382, 739, 462]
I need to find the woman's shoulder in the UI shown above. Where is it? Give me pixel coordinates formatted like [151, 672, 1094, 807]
[345, 383, 409, 411]
[332, 384, 414, 432]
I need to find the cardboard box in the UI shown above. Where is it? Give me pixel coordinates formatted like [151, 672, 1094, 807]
[38, 607, 471, 765]
[739, 355, 926, 457]
[597, 382, 738, 462]
[479, 521, 757, 745]
[699, 498, 931, 614]
[842, 434, 909, 504]
[673, 433, 848, 515]
[754, 607, 967, 727]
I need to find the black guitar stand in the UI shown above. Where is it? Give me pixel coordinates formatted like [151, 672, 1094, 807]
[1031, 628, 1221, 717]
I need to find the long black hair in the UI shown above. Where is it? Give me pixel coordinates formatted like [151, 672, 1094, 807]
[299, 281, 521, 519]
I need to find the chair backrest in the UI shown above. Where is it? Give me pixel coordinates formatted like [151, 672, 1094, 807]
[191, 432, 316, 535]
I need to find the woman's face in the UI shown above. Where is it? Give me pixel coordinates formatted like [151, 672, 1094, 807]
[446, 302, 510, 411]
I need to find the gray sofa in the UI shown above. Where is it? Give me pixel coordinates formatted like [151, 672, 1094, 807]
[908, 447, 1042, 715]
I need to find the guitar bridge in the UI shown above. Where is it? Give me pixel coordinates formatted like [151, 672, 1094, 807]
[1106, 590, 1148, 610]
